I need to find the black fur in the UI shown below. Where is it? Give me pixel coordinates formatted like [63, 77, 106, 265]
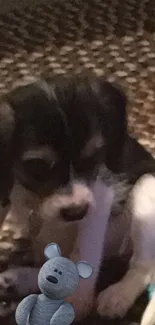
[0, 74, 155, 211]
[0, 75, 126, 198]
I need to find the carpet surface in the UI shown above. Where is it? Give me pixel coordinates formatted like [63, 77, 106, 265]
[0, 0, 154, 153]
[0, 0, 154, 323]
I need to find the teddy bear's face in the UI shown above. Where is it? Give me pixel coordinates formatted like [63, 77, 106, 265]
[38, 257, 79, 299]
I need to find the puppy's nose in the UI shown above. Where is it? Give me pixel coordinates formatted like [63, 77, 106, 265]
[46, 276, 58, 284]
[61, 203, 89, 222]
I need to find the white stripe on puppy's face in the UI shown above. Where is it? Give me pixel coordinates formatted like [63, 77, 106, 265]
[67, 179, 114, 320]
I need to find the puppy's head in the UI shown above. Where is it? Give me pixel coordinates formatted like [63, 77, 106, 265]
[0, 75, 127, 222]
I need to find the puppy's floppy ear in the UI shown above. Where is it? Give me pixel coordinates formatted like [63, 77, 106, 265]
[0, 99, 15, 203]
[44, 243, 62, 260]
[91, 77, 127, 172]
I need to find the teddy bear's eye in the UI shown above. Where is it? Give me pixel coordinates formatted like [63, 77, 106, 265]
[59, 271, 62, 275]
[54, 269, 58, 272]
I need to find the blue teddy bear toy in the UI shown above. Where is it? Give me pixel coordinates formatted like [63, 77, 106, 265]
[15, 243, 93, 325]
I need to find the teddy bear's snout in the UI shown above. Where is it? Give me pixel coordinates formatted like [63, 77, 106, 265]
[46, 275, 58, 284]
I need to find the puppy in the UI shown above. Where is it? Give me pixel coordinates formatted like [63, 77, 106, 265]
[0, 74, 155, 322]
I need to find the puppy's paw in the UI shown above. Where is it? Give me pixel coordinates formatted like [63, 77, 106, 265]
[97, 282, 136, 318]
[0, 301, 18, 324]
[141, 314, 155, 325]
[0, 270, 18, 299]
[141, 295, 155, 325]
[132, 174, 155, 219]
[0, 267, 39, 300]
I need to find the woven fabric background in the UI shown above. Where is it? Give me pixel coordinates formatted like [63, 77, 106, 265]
[0, 0, 154, 323]
[0, 0, 154, 153]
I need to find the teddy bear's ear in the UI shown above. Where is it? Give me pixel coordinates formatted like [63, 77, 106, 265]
[44, 243, 61, 260]
[76, 261, 93, 279]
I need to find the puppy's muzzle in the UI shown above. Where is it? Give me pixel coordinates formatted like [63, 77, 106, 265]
[40, 182, 93, 222]
[61, 202, 89, 221]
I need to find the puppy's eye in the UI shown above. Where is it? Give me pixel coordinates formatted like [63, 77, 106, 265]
[23, 158, 55, 181]
[54, 269, 58, 273]
[59, 271, 62, 275]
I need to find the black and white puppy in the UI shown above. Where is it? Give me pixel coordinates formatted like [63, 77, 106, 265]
[0, 74, 155, 323]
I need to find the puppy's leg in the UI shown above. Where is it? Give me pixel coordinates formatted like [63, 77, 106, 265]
[97, 263, 151, 318]
[66, 180, 114, 321]
[0, 184, 41, 299]
[97, 174, 155, 318]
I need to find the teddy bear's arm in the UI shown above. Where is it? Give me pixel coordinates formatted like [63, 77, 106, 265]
[50, 302, 75, 325]
[15, 294, 38, 325]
